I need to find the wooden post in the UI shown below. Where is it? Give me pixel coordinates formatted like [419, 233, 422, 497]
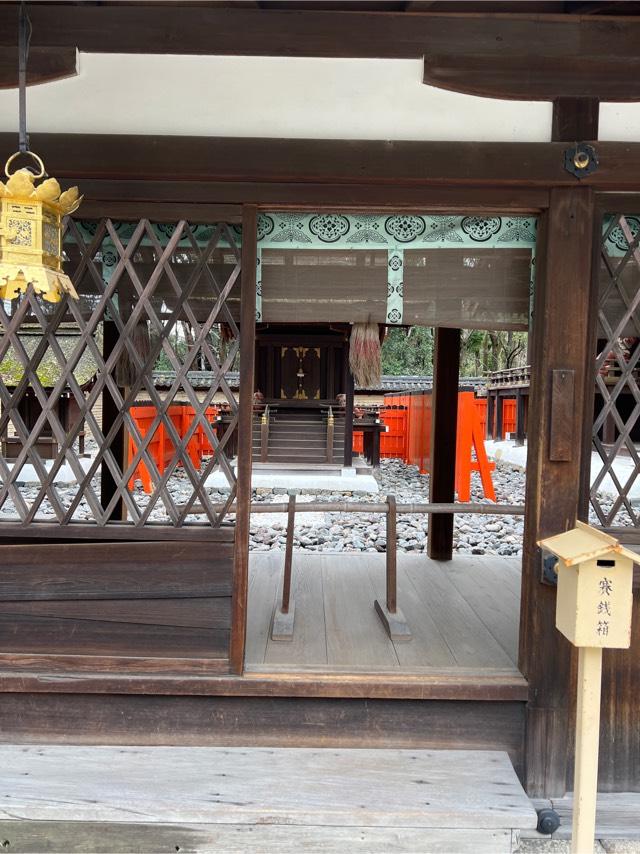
[495, 393, 504, 441]
[343, 367, 354, 467]
[486, 391, 495, 440]
[260, 406, 269, 463]
[374, 494, 411, 641]
[100, 319, 125, 521]
[230, 204, 257, 675]
[386, 493, 397, 613]
[515, 389, 526, 447]
[519, 187, 597, 797]
[272, 492, 296, 641]
[572, 646, 603, 854]
[326, 407, 334, 464]
[428, 327, 461, 562]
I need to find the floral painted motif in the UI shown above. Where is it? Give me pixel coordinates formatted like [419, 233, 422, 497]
[606, 216, 640, 252]
[497, 219, 537, 243]
[309, 214, 350, 242]
[387, 307, 402, 323]
[424, 217, 464, 243]
[269, 214, 312, 244]
[347, 215, 388, 244]
[461, 216, 502, 242]
[257, 215, 274, 241]
[384, 215, 426, 243]
[388, 254, 403, 272]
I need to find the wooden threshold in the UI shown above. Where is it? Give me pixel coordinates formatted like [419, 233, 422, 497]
[0, 663, 528, 701]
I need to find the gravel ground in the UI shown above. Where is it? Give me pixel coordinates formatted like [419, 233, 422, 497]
[1, 451, 633, 553]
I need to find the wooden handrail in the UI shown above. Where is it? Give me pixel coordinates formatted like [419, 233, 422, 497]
[260, 404, 270, 464]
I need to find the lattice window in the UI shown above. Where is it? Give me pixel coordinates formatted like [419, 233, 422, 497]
[591, 214, 640, 528]
[0, 218, 243, 530]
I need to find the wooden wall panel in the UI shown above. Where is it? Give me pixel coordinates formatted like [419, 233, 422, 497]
[0, 541, 233, 670]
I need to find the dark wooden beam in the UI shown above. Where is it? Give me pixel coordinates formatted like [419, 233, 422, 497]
[428, 327, 461, 562]
[5, 133, 640, 190]
[99, 321, 125, 522]
[519, 186, 597, 797]
[0, 46, 77, 89]
[552, 97, 600, 141]
[230, 204, 258, 675]
[0, 5, 638, 63]
[424, 56, 638, 102]
[343, 369, 354, 467]
[71, 178, 550, 214]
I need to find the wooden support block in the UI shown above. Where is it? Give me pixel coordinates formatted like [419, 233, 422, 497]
[374, 599, 412, 642]
[271, 600, 295, 641]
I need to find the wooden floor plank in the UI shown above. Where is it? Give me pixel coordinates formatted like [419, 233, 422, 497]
[264, 553, 328, 666]
[323, 555, 400, 667]
[245, 552, 279, 666]
[247, 552, 524, 674]
[402, 557, 516, 669]
[444, 557, 520, 664]
[0, 745, 537, 830]
[366, 560, 457, 668]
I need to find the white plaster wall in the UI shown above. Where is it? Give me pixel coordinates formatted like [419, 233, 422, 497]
[0, 54, 635, 142]
[0, 54, 555, 141]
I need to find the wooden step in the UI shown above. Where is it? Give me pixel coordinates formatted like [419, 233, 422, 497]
[0, 745, 537, 853]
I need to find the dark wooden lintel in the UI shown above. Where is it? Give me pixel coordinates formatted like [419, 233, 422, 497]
[0, 46, 77, 90]
[424, 56, 635, 102]
[0, 5, 638, 63]
[3, 133, 640, 191]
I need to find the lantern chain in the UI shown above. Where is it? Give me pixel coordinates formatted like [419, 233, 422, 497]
[18, 1, 32, 155]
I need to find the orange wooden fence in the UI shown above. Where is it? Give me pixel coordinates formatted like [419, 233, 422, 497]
[353, 390, 495, 501]
[128, 404, 217, 494]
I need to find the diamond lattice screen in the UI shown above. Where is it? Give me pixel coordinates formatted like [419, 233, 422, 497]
[591, 214, 640, 528]
[0, 218, 242, 530]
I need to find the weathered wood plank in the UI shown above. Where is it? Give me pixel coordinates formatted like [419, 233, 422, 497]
[0, 820, 515, 854]
[263, 554, 328, 666]
[323, 555, 399, 668]
[0, 745, 536, 828]
[0, 597, 231, 630]
[0, 613, 230, 659]
[245, 551, 279, 665]
[403, 559, 516, 669]
[367, 561, 456, 668]
[0, 541, 233, 601]
[445, 557, 520, 665]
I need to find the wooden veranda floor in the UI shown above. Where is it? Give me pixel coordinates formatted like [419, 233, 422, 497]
[246, 552, 522, 673]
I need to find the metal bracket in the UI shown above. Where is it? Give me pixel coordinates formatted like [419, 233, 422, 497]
[540, 549, 559, 586]
[564, 143, 599, 179]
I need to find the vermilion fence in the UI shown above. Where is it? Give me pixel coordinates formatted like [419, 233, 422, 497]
[128, 404, 217, 494]
[353, 390, 495, 501]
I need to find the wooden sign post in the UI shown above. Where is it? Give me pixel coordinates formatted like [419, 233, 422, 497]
[539, 522, 636, 854]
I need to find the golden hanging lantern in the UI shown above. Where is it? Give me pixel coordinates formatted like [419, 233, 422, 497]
[0, 150, 82, 304]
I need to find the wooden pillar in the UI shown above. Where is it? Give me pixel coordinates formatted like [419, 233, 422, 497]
[515, 389, 526, 446]
[519, 187, 596, 797]
[343, 367, 354, 467]
[100, 319, 125, 521]
[486, 392, 495, 440]
[495, 393, 504, 441]
[427, 327, 461, 561]
[230, 204, 257, 675]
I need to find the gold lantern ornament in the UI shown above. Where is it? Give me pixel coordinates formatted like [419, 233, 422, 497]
[0, 150, 82, 304]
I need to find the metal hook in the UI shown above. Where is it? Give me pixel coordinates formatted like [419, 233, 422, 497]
[18, 1, 32, 154]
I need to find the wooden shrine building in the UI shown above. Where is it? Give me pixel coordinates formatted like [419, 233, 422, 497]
[1, 1, 640, 820]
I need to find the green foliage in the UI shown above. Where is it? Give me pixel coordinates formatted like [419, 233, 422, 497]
[381, 327, 528, 377]
[382, 327, 434, 376]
